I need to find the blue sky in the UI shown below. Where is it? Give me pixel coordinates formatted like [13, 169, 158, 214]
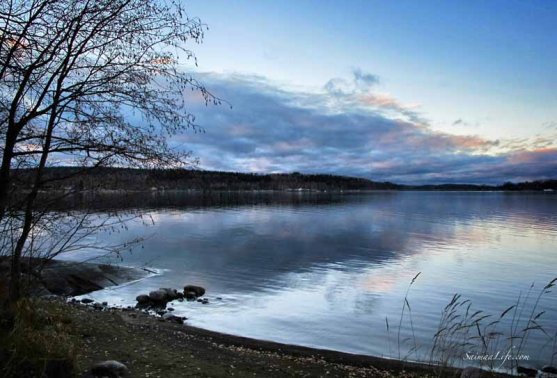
[174, 0, 556, 184]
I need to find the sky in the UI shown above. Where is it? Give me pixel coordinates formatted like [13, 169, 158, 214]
[172, 0, 557, 184]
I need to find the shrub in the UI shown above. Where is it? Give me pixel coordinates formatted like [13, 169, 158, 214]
[0, 299, 76, 377]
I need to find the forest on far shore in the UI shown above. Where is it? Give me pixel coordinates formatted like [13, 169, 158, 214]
[9, 167, 557, 192]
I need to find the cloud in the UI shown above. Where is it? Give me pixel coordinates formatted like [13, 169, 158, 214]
[323, 70, 425, 125]
[324, 68, 379, 96]
[173, 71, 556, 184]
[353, 68, 380, 88]
[451, 118, 480, 128]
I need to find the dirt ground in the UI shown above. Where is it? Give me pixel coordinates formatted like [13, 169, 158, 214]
[62, 300, 449, 378]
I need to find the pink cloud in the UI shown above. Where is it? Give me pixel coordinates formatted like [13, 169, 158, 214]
[507, 147, 557, 164]
[358, 93, 420, 113]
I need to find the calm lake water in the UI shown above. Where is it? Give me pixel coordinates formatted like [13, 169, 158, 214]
[69, 191, 557, 370]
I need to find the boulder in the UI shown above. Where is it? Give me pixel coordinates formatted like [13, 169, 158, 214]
[135, 294, 150, 305]
[137, 287, 192, 307]
[542, 366, 557, 374]
[135, 297, 152, 309]
[8, 257, 151, 297]
[148, 289, 169, 304]
[81, 298, 94, 304]
[159, 287, 179, 300]
[90, 360, 129, 377]
[184, 291, 197, 300]
[162, 312, 184, 324]
[183, 285, 205, 298]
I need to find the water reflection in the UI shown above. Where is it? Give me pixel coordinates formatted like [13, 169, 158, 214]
[69, 191, 557, 369]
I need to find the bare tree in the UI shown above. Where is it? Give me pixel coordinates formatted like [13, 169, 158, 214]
[0, 0, 218, 304]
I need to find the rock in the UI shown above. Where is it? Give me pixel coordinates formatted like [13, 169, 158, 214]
[81, 298, 94, 304]
[148, 289, 169, 304]
[135, 294, 150, 305]
[184, 291, 197, 300]
[201, 298, 209, 304]
[162, 313, 184, 324]
[461, 367, 482, 378]
[102, 301, 108, 306]
[90, 360, 129, 377]
[183, 285, 205, 298]
[93, 302, 103, 310]
[8, 257, 151, 297]
[196, 298, 203, 303]
[167, 307, 174, 311]
[159, 287, 179, 300]
[156, 310, 167, 316]
[517, 366, 538, 377]
[146, 288, 184, 305]
[542, 366, 557, 374]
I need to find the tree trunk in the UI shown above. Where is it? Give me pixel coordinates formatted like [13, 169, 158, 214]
[7, 101, 58, 304]
[0, 125, 17, 222]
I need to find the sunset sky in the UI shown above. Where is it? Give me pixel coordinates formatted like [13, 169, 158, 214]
[176, 0, 556, 184]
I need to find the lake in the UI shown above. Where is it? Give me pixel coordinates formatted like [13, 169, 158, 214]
[68, 191, 557, 370]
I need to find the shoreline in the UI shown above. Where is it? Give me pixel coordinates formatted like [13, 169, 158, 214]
[66, 298, 509, 377]
[1, 257, 516, 376]
[173, 320, 456, 375]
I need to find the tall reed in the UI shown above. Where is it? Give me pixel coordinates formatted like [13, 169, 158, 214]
[386, 275, 557, 375]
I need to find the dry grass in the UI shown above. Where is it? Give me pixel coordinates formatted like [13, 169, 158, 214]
[0, 298, 77, 378]
[387, 274, 557, 375]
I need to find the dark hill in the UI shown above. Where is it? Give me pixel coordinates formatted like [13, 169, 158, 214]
[11, 167, 400, 191]
[9, 167, 557, 192]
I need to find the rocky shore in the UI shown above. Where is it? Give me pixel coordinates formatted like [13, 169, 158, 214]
[67, 294, 515, 378]
[0, 258, 531, 377]
[0, 257, 152, 297]
[60, 298, 453, 377]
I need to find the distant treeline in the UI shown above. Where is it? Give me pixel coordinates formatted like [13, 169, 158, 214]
[499, 180, 557, 191]
[9, 167, 557, 192]
[11, 167, 399, 191]
[404, 181, 557, 191]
